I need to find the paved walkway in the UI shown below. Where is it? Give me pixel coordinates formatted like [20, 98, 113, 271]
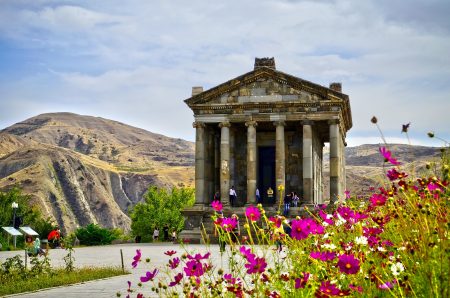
[0, 243, 232, 298]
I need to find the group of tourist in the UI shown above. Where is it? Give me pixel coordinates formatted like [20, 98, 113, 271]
[213, 187, 301, 212]
[152, 225, 177, 242]
[25, 227, 62, 257]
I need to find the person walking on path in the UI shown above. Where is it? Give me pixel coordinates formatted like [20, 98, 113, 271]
[283, 192, 292, 216]
[229, 186, 237, 207]
[163, 225, 169, 241]
[213, 190, 220, 202]
[153, 227, 159, 241]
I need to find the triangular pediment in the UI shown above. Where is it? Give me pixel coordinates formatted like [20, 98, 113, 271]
[184, 67, 348, 107]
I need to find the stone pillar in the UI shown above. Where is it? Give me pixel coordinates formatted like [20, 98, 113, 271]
[219, 122, 231, 207]
[303, 122, 313, 204]
[329, 120, 340, 203]
[246, 121, 257, 205]
[214, 135, 220, 196]
[193, 122, 206, 205]
[274, 121, 286, 208]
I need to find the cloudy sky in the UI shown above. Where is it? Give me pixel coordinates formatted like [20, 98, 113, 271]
[0, 0, 449, 147]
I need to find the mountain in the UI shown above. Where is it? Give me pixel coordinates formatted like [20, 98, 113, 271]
[0, 112, 441, 233]
[0, 113, 194, 233]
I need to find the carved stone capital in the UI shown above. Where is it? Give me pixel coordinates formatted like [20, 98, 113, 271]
[245, 120, 258, 128]
[218, 121, 231, 128]
[273, 121, 286, 127]
[193, 121, 206, 129]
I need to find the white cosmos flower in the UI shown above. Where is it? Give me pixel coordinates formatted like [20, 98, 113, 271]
[391, 262, 405, 276]
[355, 236, 368, 246]
[322, 243, 337, 250]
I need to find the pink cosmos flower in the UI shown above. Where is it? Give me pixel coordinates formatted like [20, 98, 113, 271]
[239, 246, 253, 260]
[294, 272, 310, 289]
[164, 250, 177, 256]
[187, 252, 210, 261]
[220, 217, 238, 232]
[379, 147, 401, 165]
[318, 281, 340, 296]
[140, 268, 158, 283]
[168, 257, 180, 269]
[245, 256, 267, 274]
[386, 168, 407, 181]
[211, 200, 223, 212]
[337, 254, 360, 274]
[269, 216, 282, 228]
[169, 273, 183, 287]
[370, 193, 387, 208]
[184, 260, 204, 277]
[319, 210, 334, 225]
[291, 218, 323, 240]
[310, 251, 337, 261]
[349, 284, 363, 293]
[137, 293, 143, 298]
[344, 190, 350, 199]
[245, 205, 261, 221]
[378, 279, 397, 290]
[336, 206, 355, 221]
[131, 249, 141, 268]
[223, 273, 237, 285]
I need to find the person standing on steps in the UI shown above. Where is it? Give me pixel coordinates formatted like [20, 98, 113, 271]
[256, 188, 261, 204]
[229, 186, 237, 207]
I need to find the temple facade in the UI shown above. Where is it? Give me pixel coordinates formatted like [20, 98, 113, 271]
[181, 58, 352, 241]
[186, 57, 351, 206]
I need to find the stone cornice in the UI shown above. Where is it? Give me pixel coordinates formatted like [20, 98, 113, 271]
[191, 101, 352, 132]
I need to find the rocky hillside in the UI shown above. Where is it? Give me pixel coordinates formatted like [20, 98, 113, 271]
[0, 113, 194, 233]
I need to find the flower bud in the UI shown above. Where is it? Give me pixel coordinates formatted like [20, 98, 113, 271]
[370, 116, 378, 124]
[427, 132, 435, 138]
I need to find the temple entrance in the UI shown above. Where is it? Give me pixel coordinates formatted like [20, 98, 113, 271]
[258, 146, 276, 205]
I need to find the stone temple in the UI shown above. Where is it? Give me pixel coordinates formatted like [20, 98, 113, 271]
[180, 57, 352, 242]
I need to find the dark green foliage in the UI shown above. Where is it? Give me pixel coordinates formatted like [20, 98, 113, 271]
[75, 224, 118, 246]
[130, 187, 194, 241]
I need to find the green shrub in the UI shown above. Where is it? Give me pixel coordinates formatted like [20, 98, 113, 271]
[75, 224, 117, 246]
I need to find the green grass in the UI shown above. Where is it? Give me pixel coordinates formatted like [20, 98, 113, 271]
[0, 267, 128, 296]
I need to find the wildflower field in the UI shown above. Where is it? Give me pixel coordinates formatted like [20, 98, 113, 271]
[126, 141, 449, 297]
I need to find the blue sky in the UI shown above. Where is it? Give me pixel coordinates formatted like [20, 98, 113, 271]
[0, 0, 449, 147]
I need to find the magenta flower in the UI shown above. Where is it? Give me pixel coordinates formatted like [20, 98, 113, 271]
[187, 252, 210, 261]
[310, 251, 337, 261]
[245, 205, 261, 222]
[336, 206, 355, 221]
[140, 268, 158, 283]
[369, 193, 387, 208]
[220, 217, 238, 232]
[337, 254, 360, 274]
[379, 147, 401, 165]
[168, 257, 180, 269]
[164, 250, 177, 256]
[184, 260, 205, 277]
[169, 273, 183, 287]
[137, 293, 143, 298]
[239, 246, 253, 260]
[131, 249, 141, 268]
[291, 218, 323, 240]
[269, 216, 282, 228]
[386, 168, 407, 181]
[344, 190, 350, 199]
[294, 272, 310, 289]
[245, 256, 267, 274]
[319, 210, 334, 225]
[318, 281, 340, 296]
[378, 279, 397, 290]
[211, 200, 223, 212]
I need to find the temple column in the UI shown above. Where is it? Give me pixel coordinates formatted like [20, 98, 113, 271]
[214, 135, 220, 196]
[329, 120, 340, 203]
[193, 122, 206, 205]
[303, 122, 313, 204]
[219, 122, 231, 207]
[246, 120, 257, 205]
[274, 121, 286, 208]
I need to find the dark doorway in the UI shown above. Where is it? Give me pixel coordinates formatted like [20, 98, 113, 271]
[258, 146, 276, 205]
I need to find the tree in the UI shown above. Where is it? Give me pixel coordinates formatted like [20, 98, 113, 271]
[129, 187, 194, 241]
[0, 187, 42, 230]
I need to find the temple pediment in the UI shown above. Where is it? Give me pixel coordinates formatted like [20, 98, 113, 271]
[185, 67, 348, 107]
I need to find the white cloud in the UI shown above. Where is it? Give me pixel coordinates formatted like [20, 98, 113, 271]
[0, 0, 448, 145]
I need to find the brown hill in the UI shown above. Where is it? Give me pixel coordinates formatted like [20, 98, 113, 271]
[0, 113, 194, 233]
